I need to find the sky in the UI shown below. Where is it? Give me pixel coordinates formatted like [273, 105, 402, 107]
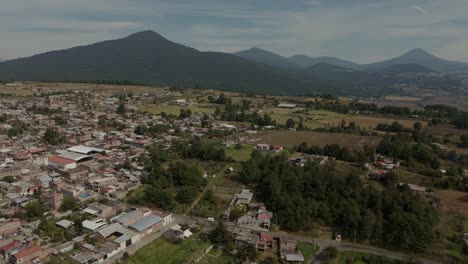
[1, 0, 468, 63]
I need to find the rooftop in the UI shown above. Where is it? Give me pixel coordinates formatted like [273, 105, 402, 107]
[128, 214, 162, 232]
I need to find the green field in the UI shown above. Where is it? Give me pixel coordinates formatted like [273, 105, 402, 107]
[224, 144, 255, 162]
[198, 248, 234, 264]
[297, 241, 320, 263]
[334, 251, 396, 264]
[122, 234, 210, 264]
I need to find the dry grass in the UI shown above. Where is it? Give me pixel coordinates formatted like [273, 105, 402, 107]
[255, 131, 380, 150]
[434, 189, 468, 218]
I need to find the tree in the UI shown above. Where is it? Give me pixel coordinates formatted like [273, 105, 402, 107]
[322, 246, 338, 261]
[176, 186, 198, 204]
[229, 206, 244, 221]
[210, 221, 233, 250]
[43, 127, 66, 145]
[59, 196, 80, 212]
[413, 121, 422, 131]
[179, 109, 192, 119]
[134, 125, 146, 135]
[116, 103, 126, 114]
[286, 118, 296, 128]
[459, 135, 468, 149]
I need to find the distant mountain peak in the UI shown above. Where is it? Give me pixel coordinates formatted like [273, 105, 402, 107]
[396, 48, 440, 62]
[126, 30, 166, 41]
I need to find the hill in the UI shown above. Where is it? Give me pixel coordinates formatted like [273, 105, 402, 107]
[234, 47, 300, 69]
[289, 55, 361, 70]
[381, 63, 434, 74]
[363, 48, 468, 72]
[0, 31, 329, 96]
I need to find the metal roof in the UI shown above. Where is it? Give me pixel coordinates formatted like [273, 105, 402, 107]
[68, 145, 107, 155]
[128, 214, 162, 232]
[114, 210, 143, 225]
[57, 151, 92, 162]
[98, 223, 137, 244]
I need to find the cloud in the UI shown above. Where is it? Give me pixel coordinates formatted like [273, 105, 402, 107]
[1, 0, 468, 62]
[412, 5, 428, 14]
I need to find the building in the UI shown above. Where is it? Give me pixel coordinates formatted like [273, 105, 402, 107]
[67, 145, 108, 155]
[276, 103, 297, 109]
[155, 211, 173, 226]
[85, 202, 116, 219]
[42, 192, 64, 210]
[48, 156, 77, 171]
[235, 189, 254, 205]
[0, 219, 21, 236]
[98, 223, 140, 250]
[127, 214, 163, 237]
[82, 219, 107, 232]
[113, 210, 145, 226]
[9, 245, 42, 264]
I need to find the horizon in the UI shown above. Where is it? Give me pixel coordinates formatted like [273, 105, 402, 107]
[2, 29, 468, 65]
[1, 0, 468, 63]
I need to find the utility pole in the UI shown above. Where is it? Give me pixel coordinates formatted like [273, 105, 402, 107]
[354, 229, 356, 244]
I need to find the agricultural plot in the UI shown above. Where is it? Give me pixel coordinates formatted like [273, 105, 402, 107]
[316, 115, 426, 130]
[256, 131, 380, 150]
[224, 144, 255, 162]
[434, 189, 468, 217]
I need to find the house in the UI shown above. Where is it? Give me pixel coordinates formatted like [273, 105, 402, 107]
[9, 245, 42, 264]
[52, 241, 74, 255]
[256, 233, 275, 251]
[36, 175, 52, 188]
[56, 219, 74, 229]
[235, 189, 254, 205]
[276, 103, 297, 109]
[155, 211, 173, 226]
[82, 219, 107, 232]
[85, 202, 116, 219]
[42, 191, 64, 210]
[0, 218, 21, 236]
[98, 223, 140, 250]
[256, 144, 270, 151]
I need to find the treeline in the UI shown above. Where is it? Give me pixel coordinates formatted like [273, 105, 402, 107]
[237, 152, 438, 251]
[306, 100, 468, 129]
[292, 142, 374, 165]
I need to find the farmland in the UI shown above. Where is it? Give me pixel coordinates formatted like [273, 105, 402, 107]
[141, 103, 216, 116]
[255, 130, 381, 150]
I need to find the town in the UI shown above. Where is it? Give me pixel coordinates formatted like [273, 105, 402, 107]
[0, 82, 467, 264]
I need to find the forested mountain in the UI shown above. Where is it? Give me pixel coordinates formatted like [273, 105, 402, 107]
[0, 31, 328, 96]
[289, 55, 361, 70]
[234, 47, 300, 69]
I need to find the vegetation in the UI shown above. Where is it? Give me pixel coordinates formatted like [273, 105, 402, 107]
[237, 152, 438, 251]
[42, 127, 67, 145]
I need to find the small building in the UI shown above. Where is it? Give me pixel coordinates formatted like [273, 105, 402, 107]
[86, 202, 116, 219]
[276, 103, 297, 109]
[56, 219, 74, 229]
[82, 219, 107, 232]
[42, 191, 64, 210]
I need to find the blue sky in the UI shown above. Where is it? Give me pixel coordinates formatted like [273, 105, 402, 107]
[1, 0, 468, 63]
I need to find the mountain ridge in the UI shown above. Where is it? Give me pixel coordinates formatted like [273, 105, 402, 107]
[0, 30, 330, 96]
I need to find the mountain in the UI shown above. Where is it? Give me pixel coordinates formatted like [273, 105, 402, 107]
[289, 55, 361, 70]
[0, 31, 329, 95]
[0, 59, 4, 62]
[381, 63, 434, 74]
[364, 48, 468, 72]
[234, 47, 300, 69]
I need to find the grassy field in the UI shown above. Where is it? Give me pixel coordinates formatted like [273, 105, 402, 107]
[141, 103, 216, 115]
[316, 115, 426, 130]
[334, 251, 396, 264]
[297, 241, 320, 263]
[256, 131, 381, 150]
[224, 144, 255, 162]
[434, 189, 468, 217]
[122, 234, 210, 264]
[197, 248, 234, 264]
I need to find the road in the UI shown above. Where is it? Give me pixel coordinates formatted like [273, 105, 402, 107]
[224, 222, 438, 264]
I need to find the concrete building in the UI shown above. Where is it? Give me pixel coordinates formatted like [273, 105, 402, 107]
[98, 223, 140, 250]
[42, 192, 64, 210]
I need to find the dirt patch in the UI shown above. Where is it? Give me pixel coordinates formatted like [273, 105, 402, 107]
[434, 189, 468, 217]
